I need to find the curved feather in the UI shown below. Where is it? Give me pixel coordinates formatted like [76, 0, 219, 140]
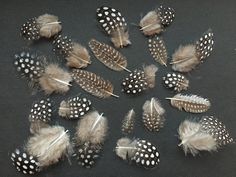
[89, 39, 129, 72]
[71, 69, 118, 98]
[167, 94, 210, 113]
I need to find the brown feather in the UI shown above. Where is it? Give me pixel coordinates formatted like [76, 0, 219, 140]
[89, 39, 129, 72]
[71, 69, 118, 98]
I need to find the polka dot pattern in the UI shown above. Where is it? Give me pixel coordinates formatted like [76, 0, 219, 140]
[143, 112, 165, 132]
[133, 140, 160, 169]
[148, 36, 167, 66]
[76, 142, 101, 168]
[97, 6, 127, 35]
[157, 6, 175, 27]
[21, 18, 40, 41]
[200, 116, 234, 146]
[121, 109, 135, 134]
[122, 70, 148, 94]
[53, 35, 73, 57]
[29, 98, 52, 122]
[196, 29, 214, 60]
[11, 149, 40, 175]
[67, 96, 92, 119]
[14, 51, 43, 81]
[163, 72, 189, 92]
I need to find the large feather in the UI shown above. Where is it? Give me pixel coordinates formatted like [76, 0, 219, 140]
[121, 109, 135, 134]
[142, 98, 165, 132]
[178, 117, 233, 156]
[89, 39, 130, 72]
[166, 94, 210, 113]
[148, 36, 168, 66]
[71, 69, 118, 98]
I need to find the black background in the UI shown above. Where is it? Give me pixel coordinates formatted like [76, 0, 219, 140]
[1, 0, 236, 176]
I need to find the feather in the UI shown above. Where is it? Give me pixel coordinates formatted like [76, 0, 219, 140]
[163, 72, 189, 92]
[26, 126, 70, 167]
[21, 14, 61, 41]
[121, 109, 135, 134]
[142, 98, 165, 132]
[148, 36, 168, 66]
[139, 6, 175, 36]
[178, 116, 234, 156]
[75, 111, 108, 145]
[122, 64, 158, 95]
[166, 93, 211, 113]
[171, 29, 214, 72]
[28, 98, 52, 134]
[97, 6, 131, 48]
[74, 111, 108, 168]
[14, 51, 72, 94]
[115, 138, 160, 169]
[11, 149, 40, 174]
[53, 35, 91, 68]
[59, 96, 92, 119]
[89, 39, 130, 72]
[72, 69, 119, 98]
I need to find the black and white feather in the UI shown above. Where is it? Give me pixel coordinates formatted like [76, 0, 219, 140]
[11, 149, 40, 175]
[59, 96, 92, 119]
[121, 109, 135, 134]
[142, 98, 165, 132]
[53, 35, 91, 68]
[75, 142, 101, 168]
[178, 116, 234, 156]
[97, 6, 131, 48]
[121, 65, 158, 95]
[171, 29, 214, 72]
[148, 36, 168, 66]
[21, 14, 61, 41]
[163, 72, 189, 92]
[115, 137, 160, 169]
[166, 94, 211, 113]
[14, 51, 72, 94]
[139, 5, 175, 36]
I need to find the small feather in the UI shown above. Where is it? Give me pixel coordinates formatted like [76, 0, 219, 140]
[53, 35, 91, 68]
[142, 98, 165, 132]
[26, 126, 71, 167]
[163, 72, 189, 92]
[75, 111, 108, 145]
[72, 69, 118, 98]
[167, 94, 211, 113]
[59, 96, 92, 119]
[121, 109, 135, 134]
[139, 6, 175, 36]
[148, 36, 168, 66]
[178, 117, 233, 156]
[97, 6, 131, 48]
[89, 39, 130, 72]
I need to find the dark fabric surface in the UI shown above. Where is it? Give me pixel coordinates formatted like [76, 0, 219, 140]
[0, 0, 235, 176]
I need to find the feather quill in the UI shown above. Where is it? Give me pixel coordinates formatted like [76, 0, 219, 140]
[171, 29, 214, 72]
[148, 36, 168, 66]
[178, 116, 234, 156]
[142, 98, 165, 132]
[72, 69, 119, 98]
[53, 35, 91, 68]
[89, 39, 130, 72]
[166, 94, 210, 113]
[26, 126, 71, 167]
[121, 109, 135, 134]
